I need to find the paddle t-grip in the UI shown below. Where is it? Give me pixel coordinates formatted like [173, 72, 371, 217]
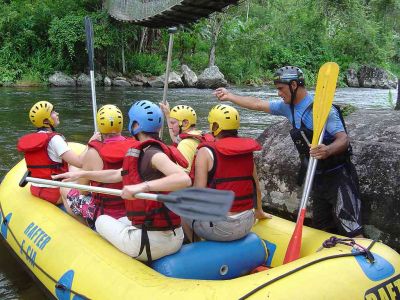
[19, 171, 31, 187]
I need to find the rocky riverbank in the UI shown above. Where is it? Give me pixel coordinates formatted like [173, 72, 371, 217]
[255, 108, 400, 251]
[3, 65, 398, 90]
[46, 65, 228, 89]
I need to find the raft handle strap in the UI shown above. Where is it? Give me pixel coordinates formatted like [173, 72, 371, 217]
[239, 239, 377, 300]
[321, 236, 375, 263]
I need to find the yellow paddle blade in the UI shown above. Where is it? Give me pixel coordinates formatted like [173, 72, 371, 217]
[311, 62, 340, 146]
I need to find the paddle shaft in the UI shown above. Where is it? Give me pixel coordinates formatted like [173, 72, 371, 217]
[284, 126, 327, 264]
[89, 70, 98, 131]
[159, 27, 177, 139]
[297, 125, 326, 215]
[84, 16, 98, 132]
[25, 176, 161, 202]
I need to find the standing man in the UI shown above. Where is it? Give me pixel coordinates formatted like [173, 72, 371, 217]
[214, 66, 363, 237]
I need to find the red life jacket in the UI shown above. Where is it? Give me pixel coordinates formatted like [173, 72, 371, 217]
[121, 139, 188, 230]
[191, 137, 261, 212]
[88, 137, 139, 218]
[172, 132, 214, 147]
[17, 132, 68, 179]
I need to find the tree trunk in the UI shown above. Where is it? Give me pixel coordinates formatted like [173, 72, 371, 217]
[121, 45, 126, 74]
[121, 34, 126, 74]
[208, 14, 223, 67]
[246, 0, 250, 22]
[395, 79, 400, 110]
[139, 28, 147, 53]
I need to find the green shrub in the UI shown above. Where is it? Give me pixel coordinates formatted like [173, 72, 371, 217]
[127, 53, 165, 75]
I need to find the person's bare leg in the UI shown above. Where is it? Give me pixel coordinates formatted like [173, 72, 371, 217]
[60, 187, 87, 225]
[60, 187, 73, 215]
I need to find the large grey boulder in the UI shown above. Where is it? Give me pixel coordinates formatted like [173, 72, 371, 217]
[76, 73, 103, 86]
[104, 76, 112, 87]
[358, 66, 397, 89]
[49, 72, 76, 87]
[256, 109, 400, 251]
[149, 72, 184, 88]
[196, 66, 227, 89]
[112, 77, 131, 87]
[181, 64, 198, 87]
[345, 69, 360, 88]
[132, 74, 150, 87]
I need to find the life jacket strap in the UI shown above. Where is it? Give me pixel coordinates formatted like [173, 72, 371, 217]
[94, 195, 121, 202]
[213, 175, 254, 183]
[235, 193, 254, 201]
[26, 163, 64, 169]
[136, 224, 152, 264]
[127, 206, 165, 217]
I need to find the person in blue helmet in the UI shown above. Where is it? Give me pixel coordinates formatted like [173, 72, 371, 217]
[214, 66, 363, 238]
[54, 100, 191, 262]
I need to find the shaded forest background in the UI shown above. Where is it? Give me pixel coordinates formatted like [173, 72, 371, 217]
[0, 0, 399, 86]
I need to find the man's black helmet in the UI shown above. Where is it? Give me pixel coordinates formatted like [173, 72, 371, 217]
[274, 66, 305, 86]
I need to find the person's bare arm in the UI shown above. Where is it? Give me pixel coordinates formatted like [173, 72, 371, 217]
[310, 131, 349, 160]
[53, 169, 122, 183]
[61, 150, 83, 168]
[193, 147, 213, 188]
[61, 132, 102, 168]
[213, 88, 271, 113]
[159, 101, 178, 144]
[79, 147, 104, 186]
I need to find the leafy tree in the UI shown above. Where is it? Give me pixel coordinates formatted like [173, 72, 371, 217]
[0, 0, 398, 84]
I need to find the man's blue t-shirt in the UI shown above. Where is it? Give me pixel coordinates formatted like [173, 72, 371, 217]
[269, 94, 344, 139]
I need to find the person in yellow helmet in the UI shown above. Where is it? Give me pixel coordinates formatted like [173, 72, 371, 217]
[160, 102, 213, 172]
[61, 105, 138, 228]
[185, 104, 271, 242]
[17, 101, 94, 205]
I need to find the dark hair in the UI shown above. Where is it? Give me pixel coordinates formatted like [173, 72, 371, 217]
[217, 129, 238, 138]
[143, 132, 161, 140]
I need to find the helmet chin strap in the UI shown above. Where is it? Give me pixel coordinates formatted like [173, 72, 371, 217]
[36, 125, 55, 132]
[289, 81, 299, 126]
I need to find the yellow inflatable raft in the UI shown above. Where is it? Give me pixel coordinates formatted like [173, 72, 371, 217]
[1, 144, 399, 300]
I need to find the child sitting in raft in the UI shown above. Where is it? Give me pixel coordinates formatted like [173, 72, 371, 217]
[185, 104, 271, 242]
[17, 100, 96, 205]
[54, 100, 191, 262]
[160, 102, 214, 173]
[60, 105, 137, 228]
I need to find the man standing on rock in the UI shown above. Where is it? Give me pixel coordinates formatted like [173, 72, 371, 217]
[214, 66, 363, 238]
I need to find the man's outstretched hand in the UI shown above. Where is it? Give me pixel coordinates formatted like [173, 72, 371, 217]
[213, 88, 232, 102]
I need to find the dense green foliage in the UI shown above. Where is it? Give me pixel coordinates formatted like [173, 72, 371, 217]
[0, 0, 398, 85]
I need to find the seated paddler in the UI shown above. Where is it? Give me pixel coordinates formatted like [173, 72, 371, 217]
[185, 104, 272, 242]
[54, 100, 191, 262]
[17, 100, 95, 205]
